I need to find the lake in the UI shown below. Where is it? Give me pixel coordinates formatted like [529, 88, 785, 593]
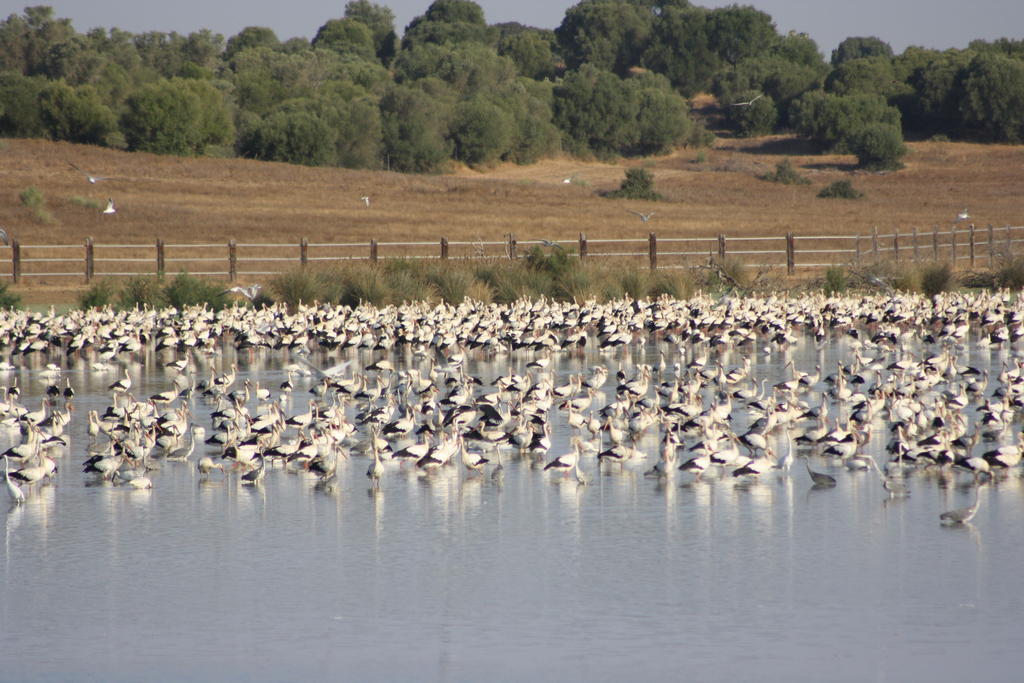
[2, 297, 1023, 682]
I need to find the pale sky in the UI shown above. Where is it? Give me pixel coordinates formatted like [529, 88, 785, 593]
[24, 0, 1024, 57]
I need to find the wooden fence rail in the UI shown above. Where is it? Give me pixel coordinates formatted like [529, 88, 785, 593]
[3, 224, 1022, 285]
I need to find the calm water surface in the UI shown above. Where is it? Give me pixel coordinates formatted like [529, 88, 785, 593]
[2, 338, 1023, 682]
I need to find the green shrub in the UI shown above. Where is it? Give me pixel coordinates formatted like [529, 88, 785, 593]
[19, 187, 44, 208]
[920, 262, 956, 297]
[0, 283, 22, 309]
[78, 279, 117, 308]
[650, 269, 696, 300]
[761, 159, 810, 185]
[19, 186, 55, 224]
[554, 267, 598, 302]
[525, 245, 576, 280]
[823, 266, 847, 294]
[425, 264, 473, 304]
[848, 122, 906, 171]
[270, 268, 327, 310]
[817, 180, 863, 199]
[117, 276, 166, 309]
[995, 256, 1024, 289]
[605, 168, 662, 201]
[341, 264, 392, 307]
[707, 258, 751, 291]
[164, 271, 229, 309]
[70, 196, 101, 209]
[619, 270, 653, 299]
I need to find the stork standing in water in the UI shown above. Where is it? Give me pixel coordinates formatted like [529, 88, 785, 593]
[940, 481, 988, 524]
[4, 455, 25, 504]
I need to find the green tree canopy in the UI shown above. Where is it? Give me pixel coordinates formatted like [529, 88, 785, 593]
[959, 52, 1024, 142]
[312, 18, 376, 61]
[642, 5, 717, 94]
[789, 90, 901, 152]
[224, 26, 279, 61]
[121, 77, 233, 154]
[344, 1, 398, 64]
[831, 36, 893, 66]
[379, 81, 455, 172]
[497, 28, 557, 80]
[556, 0, 652, 77]
[402, 0, 492, 49]
[37, 80, 116, 144]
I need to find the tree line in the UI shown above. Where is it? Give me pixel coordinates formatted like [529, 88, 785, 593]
[1, 2, 1023, 174]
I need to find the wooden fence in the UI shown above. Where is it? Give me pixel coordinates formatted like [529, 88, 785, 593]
[3, 224, 1022, 284]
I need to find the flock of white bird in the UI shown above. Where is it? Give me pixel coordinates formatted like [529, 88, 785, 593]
[2, 288, 1023, 527]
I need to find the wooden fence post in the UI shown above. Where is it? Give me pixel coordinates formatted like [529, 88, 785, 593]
[12, 240, 21, 284]
[933, 226, 939, 260]
[912, 227, 919, 261]
[300, 238, 308, 267]
[1007, 225, 1012, 255]
[228, 239, 237, 281]
[84, 237, 93, 283]
[855, 235, 861, 265]
[648, 232, 657, 270]
[872, 226, 879, 259]
[786, 233, 795, 275]
[369, 239, 378, 263]
[893, 226, 900, 262]
[440, 237, 449, 259]
[989, 224, 995, 267]
[717, 234, 726, 260]
[508, 233, 517, 260]
[579, 232, 587, 259]
[951, 224, 957, 264]
[156, 238, 165, 276]
[969, 224, 976, 267]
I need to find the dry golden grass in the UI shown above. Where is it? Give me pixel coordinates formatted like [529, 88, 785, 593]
[1, 135, 1021, 304]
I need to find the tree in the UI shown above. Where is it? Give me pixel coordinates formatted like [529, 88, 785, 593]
[0, 6, 75, 76]
[726, 91, 778, 137]
[847, 122, 906, 170]
[630, 73, 692, 154]
[831, 36, 893, 66]
[121, 77, 233, 154]
[0, 72, 45, 137]
[312, 18, 376, 61]
[605, 167, 661, 200]
[37, 80, 116, 144]
[450, 96, 514, 166]
[555, 0, 652, 77]
[959, 52, 1024, 142]
[379, 82, 454, 172]
[238, 99, 337, 166]
[498, 29, 557, 80]
[825, 56, 898, 97]
[402, 0, 492, 49]
[901, 49, 971, 136]
[553, 65, 640, 157]
[789, 90, 901, 152]
[224, 27, 279, 61]
[706, 5, 777, 67]
[344, 1, 398, 64]
[642, 5, 718, 94]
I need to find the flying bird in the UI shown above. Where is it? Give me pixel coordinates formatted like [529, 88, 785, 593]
[223, 284, 262, 301]
[562, 175, 578, 184]
[361, 196, 370, 207]
[102, 198, 116, 214]
[956, 208, 970, 222]
[628, 210, 655, 222]
[538, 239, 564, 250]
[0, 228, 9, 246]
[69, 162, 110, 184]
[731, 93, 764, 107]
